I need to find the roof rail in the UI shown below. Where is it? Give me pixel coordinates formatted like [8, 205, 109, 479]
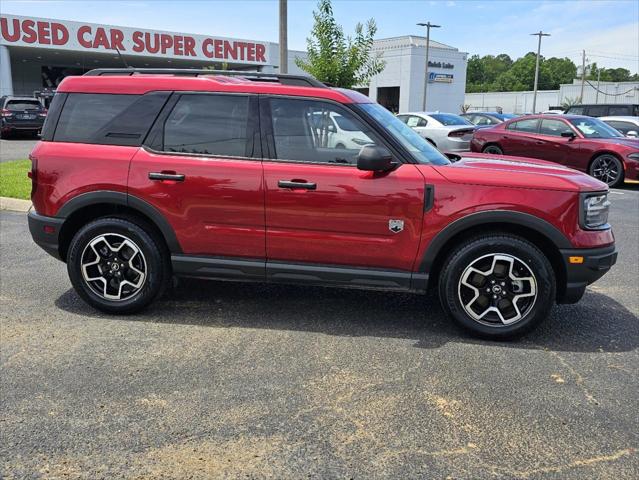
[83, 68, 327, 88]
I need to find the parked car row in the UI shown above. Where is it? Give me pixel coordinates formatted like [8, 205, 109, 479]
[399, 106, 639, 187]
[0, 95, 47, 138]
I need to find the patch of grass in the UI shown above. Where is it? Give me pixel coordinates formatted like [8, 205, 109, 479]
[0, 159, 31, 200]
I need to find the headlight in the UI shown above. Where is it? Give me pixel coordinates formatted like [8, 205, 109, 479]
[352, 138, 372, 146]
[628, 153, 639, 160]
[580, 192, 611, 230]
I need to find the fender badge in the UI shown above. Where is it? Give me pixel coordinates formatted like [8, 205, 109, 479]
[389, 219, 404, 233]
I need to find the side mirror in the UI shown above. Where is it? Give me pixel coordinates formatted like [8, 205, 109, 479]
[357, 145, 395, 172]
[626, 130, 638, 138]
[326, 124, 337, 133]
[561, 131, 576, 139]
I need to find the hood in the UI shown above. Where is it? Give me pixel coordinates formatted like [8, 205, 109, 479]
[432, 153, 608, 192]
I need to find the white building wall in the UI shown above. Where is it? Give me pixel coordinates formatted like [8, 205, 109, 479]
[465, 81, 639, 114]
[366, 36, 468, 114]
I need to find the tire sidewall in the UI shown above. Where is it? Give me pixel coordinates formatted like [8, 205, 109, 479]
[590, 154, 624, 188]
[482, 145, 503, 155]
[67, 218, 167, 314]
[439, 236, 555, 338]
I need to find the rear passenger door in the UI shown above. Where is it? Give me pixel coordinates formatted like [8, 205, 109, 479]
[129, 93, 265, 264]
[503, 118, 540, 157]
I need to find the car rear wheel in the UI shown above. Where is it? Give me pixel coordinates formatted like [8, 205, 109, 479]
[67, 217, 170, 314]
[482, 144, 503, 155]
[438, 234, 555, 339]
[589, 154, 624, 187]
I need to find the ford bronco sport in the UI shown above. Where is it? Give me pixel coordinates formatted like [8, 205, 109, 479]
[28, 69, 617, 338]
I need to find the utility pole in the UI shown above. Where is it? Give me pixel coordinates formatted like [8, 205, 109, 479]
[279, 0, 288, 73]
[530, 31, 550, 114]
[579, 49, 586, 102]
[417, 21, 440, 111]
[595, 68, 601, 103]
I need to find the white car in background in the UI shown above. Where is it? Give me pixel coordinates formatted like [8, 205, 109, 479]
[599, 116, 639, 138]
[311, 111, 373, 150]
[396, 112, 476, 152]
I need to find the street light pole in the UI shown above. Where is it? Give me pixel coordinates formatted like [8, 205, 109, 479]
[279, 0, 288, 73]
[417, 22, 440, 111]
[530, 31, 550, 114]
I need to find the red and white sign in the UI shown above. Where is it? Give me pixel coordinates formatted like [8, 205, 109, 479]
[0, 14, 270, 64]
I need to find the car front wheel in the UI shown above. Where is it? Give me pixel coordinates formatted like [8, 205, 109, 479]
[439, 234, 555, 339]
[67, 217, 170, 314]
[589, 154, 624, 187]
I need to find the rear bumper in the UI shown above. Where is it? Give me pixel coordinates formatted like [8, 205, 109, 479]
[557, 244, 617, 303]
[28, 210, 64, 261]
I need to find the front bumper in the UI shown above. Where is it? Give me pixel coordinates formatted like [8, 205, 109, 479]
[557, 244, 617, 303]
[28, 210, 64, 260]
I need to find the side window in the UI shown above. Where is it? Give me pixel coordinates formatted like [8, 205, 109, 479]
[608, 106, 631, 116]
[506, 119, 539, 133]
[406, 116, 426, 128]
[604, 120, 634, 135]
[475, 115, 492, 126]
[567, 106, 584, 115]
[269, 98, 380, 164]
[163, 94, 249, 156]
[586, 105, 607, 117]
[54, 93, 139, 143]
[539, 119, 574, 136]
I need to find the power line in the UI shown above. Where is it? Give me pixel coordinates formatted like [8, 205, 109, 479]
[585, 80, 638, 96]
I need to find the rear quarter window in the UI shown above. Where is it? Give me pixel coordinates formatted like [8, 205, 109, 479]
[52, 92, 169, 146]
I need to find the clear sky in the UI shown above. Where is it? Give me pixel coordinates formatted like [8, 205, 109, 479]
[2, 0, 638, 72]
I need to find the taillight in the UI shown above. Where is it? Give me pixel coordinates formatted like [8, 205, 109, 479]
[1, 109, 12, 117]
[38, 109, 48, 117]
[448, 128, 474, 138]
[29, 154, 38, 198]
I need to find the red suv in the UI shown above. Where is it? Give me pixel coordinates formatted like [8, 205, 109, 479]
[470, 114, 639, 187]
[28, 69, 617, 339]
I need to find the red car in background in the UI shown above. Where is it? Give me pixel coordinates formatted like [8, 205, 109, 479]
[470, 114, 639, 187]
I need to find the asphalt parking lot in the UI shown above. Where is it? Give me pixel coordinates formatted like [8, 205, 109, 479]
[0, 137, 39, 163]
[1, 186, 637, 479]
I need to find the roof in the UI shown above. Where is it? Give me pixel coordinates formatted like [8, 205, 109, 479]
[373, 35, 458, 51]
[56, 74, 369, 104]
[599, 116, 639, 122]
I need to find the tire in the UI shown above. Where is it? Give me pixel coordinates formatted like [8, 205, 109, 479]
[482, 144, 503, 155]
[67, 217, 171, 314]
[589, 154, 624, 188]
[438, 234, 555, 339]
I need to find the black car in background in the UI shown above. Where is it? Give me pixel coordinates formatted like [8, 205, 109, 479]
[0, 96, 47, 138]
[461, 112, 519, 127]
[564, 104, 639, 117]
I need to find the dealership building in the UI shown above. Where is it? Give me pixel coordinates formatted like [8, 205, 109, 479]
[0, 13, 467, 113]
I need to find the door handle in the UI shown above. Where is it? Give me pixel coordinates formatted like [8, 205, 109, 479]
[278, 180, 317, 190]
[149, 172, 185, 182]
[535, 141, 545, 145]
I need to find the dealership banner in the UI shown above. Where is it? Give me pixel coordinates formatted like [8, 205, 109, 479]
[0, 14, 270, 64]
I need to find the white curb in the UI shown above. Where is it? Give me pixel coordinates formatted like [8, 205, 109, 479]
[0, 197, 31, 213]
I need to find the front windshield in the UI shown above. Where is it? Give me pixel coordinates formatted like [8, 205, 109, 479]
[358, 103, 450, 165]
[568, 117, 624, 138]
[429, 113, 473, 126]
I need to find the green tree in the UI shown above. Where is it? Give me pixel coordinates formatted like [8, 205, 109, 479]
[541, 57, 577, 89]
[295, 0, 385, 88]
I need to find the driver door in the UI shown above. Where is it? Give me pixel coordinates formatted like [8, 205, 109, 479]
[261, 97, 426, 276]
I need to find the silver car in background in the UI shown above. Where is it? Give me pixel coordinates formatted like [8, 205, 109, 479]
[397, 112, 476, 152]
[599, 116, 639, 138]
